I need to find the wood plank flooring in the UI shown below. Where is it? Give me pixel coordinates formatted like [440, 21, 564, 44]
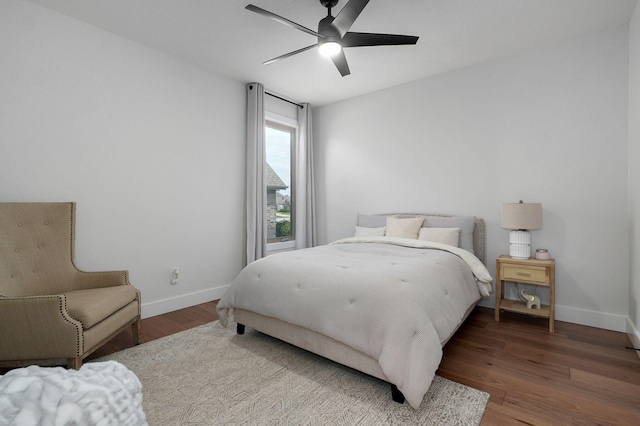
[86, 301, 219, 361]
[439, 308, 640, 425]
[7, 302, 640, 424]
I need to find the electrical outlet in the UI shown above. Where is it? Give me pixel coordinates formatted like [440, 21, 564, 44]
[171, 268, 179, 285]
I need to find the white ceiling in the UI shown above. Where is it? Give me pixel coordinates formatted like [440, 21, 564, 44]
[29, 0, 638, 106]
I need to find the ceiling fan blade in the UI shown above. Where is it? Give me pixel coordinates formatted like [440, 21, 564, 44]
[245, 4, 323, 38]
[331, 0, 369, 37]
[341, 32, 419, 47]
[331, 49, 351, 76]
[263, 44, 317, 65]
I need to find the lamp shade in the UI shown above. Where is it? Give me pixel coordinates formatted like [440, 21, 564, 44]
[501, 202, 542, 231]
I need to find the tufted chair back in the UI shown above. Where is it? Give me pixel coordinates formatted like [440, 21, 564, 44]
[1, 202, 141, 369]
[0, 202, 82, 297]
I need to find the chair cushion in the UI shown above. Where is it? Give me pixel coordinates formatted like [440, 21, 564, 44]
[64, 286, 137, 329]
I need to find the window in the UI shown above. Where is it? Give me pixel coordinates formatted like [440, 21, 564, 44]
[265, 117, 296, 248]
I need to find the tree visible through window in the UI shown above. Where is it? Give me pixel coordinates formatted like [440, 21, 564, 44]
[265, 120, 295, 244]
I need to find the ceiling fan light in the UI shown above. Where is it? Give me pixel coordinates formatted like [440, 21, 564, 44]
[319, 41, 341, 57]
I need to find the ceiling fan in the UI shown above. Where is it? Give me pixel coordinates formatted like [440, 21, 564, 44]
[245, 0, 419, 76]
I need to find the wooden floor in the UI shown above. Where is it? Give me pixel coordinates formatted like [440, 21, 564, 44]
[86, 301, 219, 361]
[440, 308, 640, 425]
[10, 301, 640, 425]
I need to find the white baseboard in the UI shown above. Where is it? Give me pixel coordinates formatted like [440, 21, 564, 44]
[144, 290, 633, 337]
[627, 318, 640, 360]
[554, 304, 628, 333]
[141, 285, 231, 319]
[479, 299, 628, 333]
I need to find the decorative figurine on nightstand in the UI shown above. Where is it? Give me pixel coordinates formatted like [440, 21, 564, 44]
[520, 289, 541, 309]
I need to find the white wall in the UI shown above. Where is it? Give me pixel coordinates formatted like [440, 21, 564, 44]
[629, 3, 640, 349]
[313, 26, 630, 332]
[0, 0, 245, 317]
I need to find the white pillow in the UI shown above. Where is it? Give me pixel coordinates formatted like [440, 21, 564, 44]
[418, 227, 461, 247]
[385, 217, 424, 239]
[354, 226, 386, 237]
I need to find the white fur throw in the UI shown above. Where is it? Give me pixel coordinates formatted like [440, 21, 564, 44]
[0, 361, 147, 426]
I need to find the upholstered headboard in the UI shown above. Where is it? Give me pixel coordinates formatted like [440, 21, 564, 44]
[359, 213, 485, 264]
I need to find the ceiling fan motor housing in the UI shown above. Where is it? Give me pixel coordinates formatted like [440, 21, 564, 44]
[320, 0, 339, 8]
[319, 15, 340, 38]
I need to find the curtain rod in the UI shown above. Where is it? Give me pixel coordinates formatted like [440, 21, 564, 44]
[266, 91, 304, 109]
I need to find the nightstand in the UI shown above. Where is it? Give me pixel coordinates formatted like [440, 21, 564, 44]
[495, 255, 556, 332]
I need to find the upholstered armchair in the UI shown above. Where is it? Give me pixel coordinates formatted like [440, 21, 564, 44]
[0, 202, 141, 369]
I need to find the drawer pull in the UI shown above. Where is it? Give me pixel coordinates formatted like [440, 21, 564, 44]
[516, 272, 531, 277]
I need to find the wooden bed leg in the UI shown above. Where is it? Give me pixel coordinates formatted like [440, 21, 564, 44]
[237, 323, 245, 335]
[390, 384, 405, 404]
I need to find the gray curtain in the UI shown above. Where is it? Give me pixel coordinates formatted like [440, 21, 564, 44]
[246, 83, 266, 264]
[296, 103, 317, 248]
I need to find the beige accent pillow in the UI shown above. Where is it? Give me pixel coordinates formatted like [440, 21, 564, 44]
[418, 227, 461, 247]
[385, 217, 424, 239]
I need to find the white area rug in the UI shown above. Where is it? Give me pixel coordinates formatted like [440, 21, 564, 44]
[95, 321, 489, 425]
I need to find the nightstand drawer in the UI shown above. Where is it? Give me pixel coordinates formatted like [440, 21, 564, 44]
[502, 265, 548, 284]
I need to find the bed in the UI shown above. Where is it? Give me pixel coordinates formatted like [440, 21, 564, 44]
[216, 213, 492, 409]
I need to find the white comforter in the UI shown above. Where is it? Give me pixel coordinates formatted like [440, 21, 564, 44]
[217, 237, 493, 409]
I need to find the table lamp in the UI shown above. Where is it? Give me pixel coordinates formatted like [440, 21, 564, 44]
[501, 201, 542, 259]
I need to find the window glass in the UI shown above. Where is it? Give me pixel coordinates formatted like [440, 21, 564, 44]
[265, 120, 295, 244]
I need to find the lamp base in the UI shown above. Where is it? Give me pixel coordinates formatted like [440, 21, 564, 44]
[509, 230, 531, 259]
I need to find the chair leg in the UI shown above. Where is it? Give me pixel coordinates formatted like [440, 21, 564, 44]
[68, 357, 82, 370]
[132, 318, 141, 345]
